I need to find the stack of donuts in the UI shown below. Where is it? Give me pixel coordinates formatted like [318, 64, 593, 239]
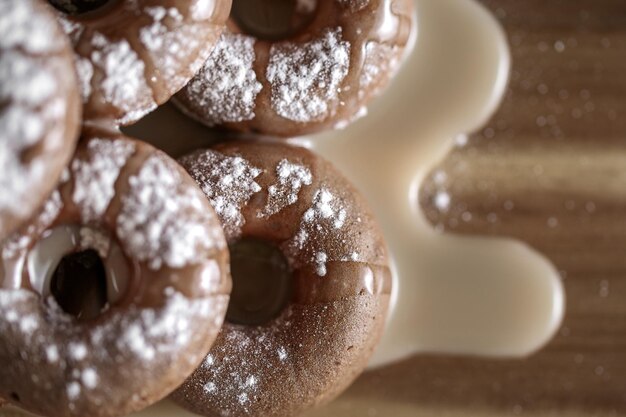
[0, 0, 414, 416]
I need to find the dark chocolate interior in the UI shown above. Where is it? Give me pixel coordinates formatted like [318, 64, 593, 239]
[51, 249, 108, 321]
[48, 0, 110, 15]
[226, 238, 292, 326]
[231, 0, 317, 41]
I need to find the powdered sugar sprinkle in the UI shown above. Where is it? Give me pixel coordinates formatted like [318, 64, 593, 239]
[0, 0, 70, 229]
[117, 153, 222, 270]
[181, 32, 262, 125]
[0, 288, 224, 406]
[260, 159, 312, 217]
[89, 33, 156, 124]
[266, 27, 351, 123]
[72, 138, 135, 223]
[180, 151, 262, 238]
[288, 188, 349, 276]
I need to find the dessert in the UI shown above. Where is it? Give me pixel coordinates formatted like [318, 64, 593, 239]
[51, 0, 232, 126]
[173, 141, 391, 417]
[0, 0, 419, 415]
[0, 0, 81, 241]
[174, 0, 415, 136]
[0, 132, 231, 417]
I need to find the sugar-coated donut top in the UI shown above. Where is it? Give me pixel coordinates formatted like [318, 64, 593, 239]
[2, 135, 228, 293]
[266, 27, 351, 123]
[59, 0, 232, 126]
[0, 286, 225, 412]
[0, 0, 75, 234]
[178, 26, 352, 126]
[182, 31, 263, 125]
[71, 138, 136, 224]
[68, 136, 226, 271]
[117, 150, 225, 270]
[182, 150, 263, 238]
[179, 143, 388, 277]
[174, 142, 390, 417]
[175, 0, 415, 136]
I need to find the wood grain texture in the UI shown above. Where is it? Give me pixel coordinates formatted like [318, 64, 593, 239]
[308, 1, 626, 415]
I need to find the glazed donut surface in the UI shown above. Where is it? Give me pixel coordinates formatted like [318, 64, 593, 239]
[175, 0, 415, 136]
[54, 0, 232, 126]
[0, 0, 80, 241]
[173, 142, 391, 417]
[0, 131, 231, 417]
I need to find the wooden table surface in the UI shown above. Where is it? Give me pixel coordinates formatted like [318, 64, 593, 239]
[318, 0, 626, 415]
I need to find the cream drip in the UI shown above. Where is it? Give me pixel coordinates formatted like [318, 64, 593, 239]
[308, 0, 564, 366]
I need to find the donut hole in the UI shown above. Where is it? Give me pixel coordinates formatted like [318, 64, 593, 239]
[226, 238, 292, 326]
[50, 249, 108, 321]
[27, 226, 131, 320]
[231, 0, 318, 41]
[48, 0, 111, 15]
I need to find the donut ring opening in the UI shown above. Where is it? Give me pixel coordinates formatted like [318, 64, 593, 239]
[231, 0, 318, 41]
[226, 237, 292, 326]
[48, 0, 113, 15]
[27, 225, 132, 321]
[51, 250, 108, 321]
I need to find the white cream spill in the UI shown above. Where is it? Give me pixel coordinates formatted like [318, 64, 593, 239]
[306, 0, 564, 366]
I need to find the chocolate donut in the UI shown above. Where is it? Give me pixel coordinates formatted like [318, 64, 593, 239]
[174, 0, 415, 137]
[51, 0, 232, 126]
[0, 0, 81, 242]
[0, 131, 231, 417]
[173, 142, 391, 417]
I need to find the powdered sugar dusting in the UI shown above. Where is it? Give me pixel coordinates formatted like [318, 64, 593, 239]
[180, 150, 262, 238]
[81, 368, 99, 389]
[66, 381, 81, 400]
[61, 0, 218, 124]
[117, 153, 221, 270]
[115, 290, 217, 361]
[182, 32, 262, 125]
[277, 346, 288, 361]
[75, 58, 94, 102]
[0, 288, 224, 407]
[79, 227, 111, 258]
[141, 6, 207, 93]
[287, 188, 350, 276]
[69, 343, 88, 361]
[260, 159, 312, 218]
[266, 28, 350, 123]
[175, 302, 373, 417]
[0, 0, 70, 231]
[314, 251, 328, 276]
[360, 41, 400, 98]
[193, 325, 288, 414]
[0, 1, 63, 54]
[89, 33, 156, 124]
[72, 138, 135, 223]
[2, 191, 63, 262]
[141, 7, 184, 52]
